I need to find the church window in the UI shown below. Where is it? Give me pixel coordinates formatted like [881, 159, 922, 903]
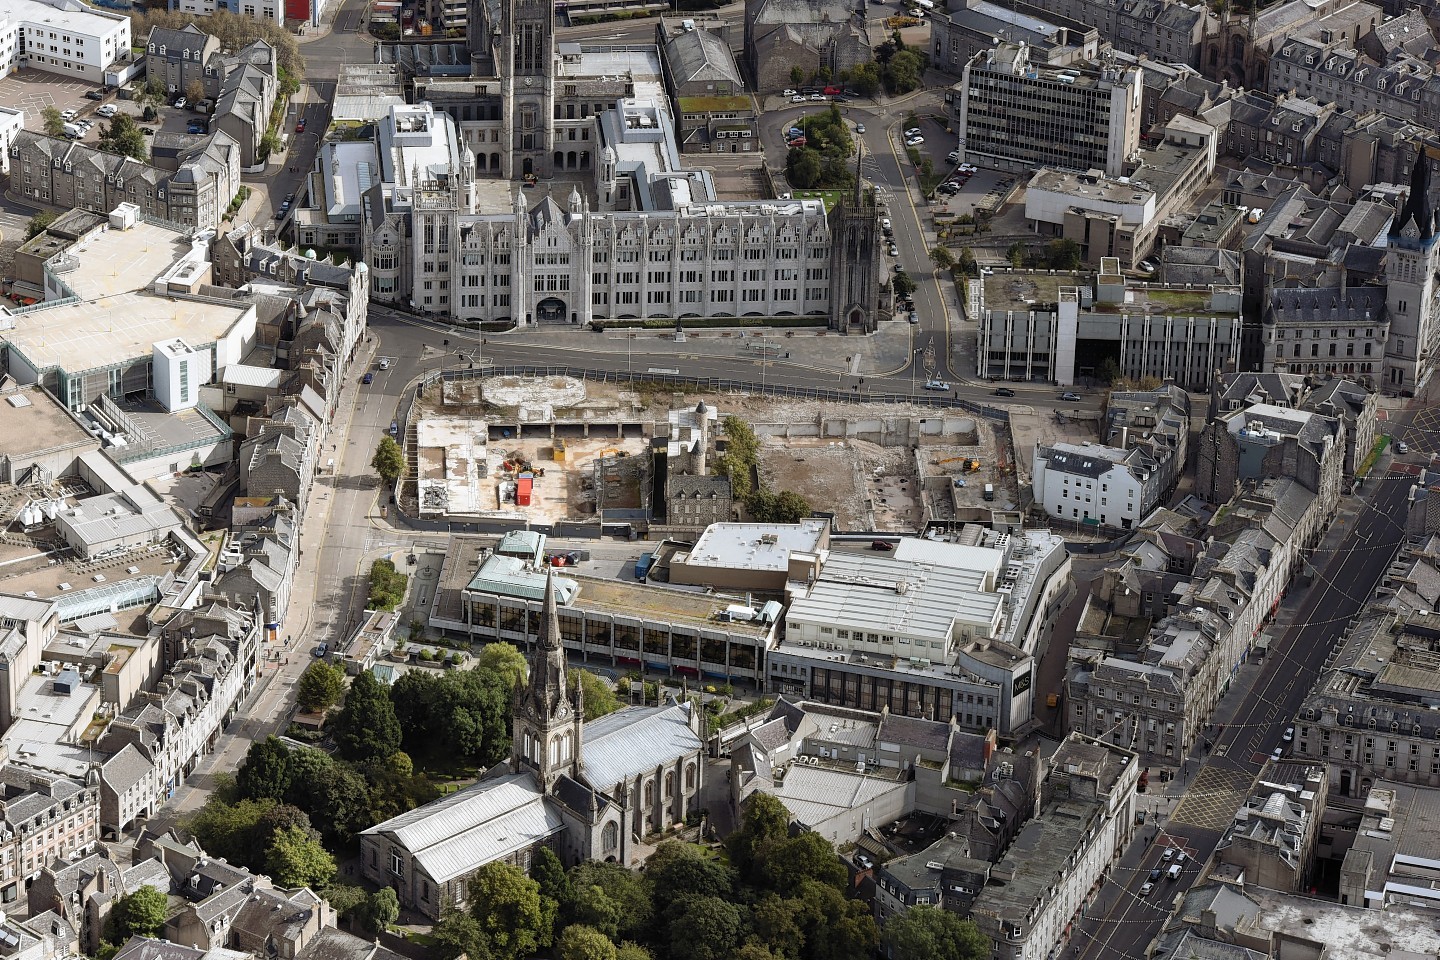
[390, 852, 403, 876]
[644, 780, 654, 806]
[685, 763, 697, 790]
[602, 822, 619, 854]
[664, 772, 673, 799]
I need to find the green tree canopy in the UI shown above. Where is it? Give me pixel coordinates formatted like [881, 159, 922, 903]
[745, 490, 811, 525]
[881, 905, 988, 960]
[297, 659, 346, 713]
[248, 803, 316, 867]
[761, 831, 847, 892]
[645, 842, 735, 914]
[128, 9, 304, 78]
[355, 888, 400, 935]
[531, 847, 573, 912]
[614, 945, 651, 960]
[367, 558, 408, 610]
[333, 670, 402, 763]
[726, 792, 791, 884]
[892, 271, 916, 300]
[26, 211, 56, 239]
[390, 669, 508, 765]
[789, 65, 805, 85]
[786, 148, 823, 190]
[569, 669, 621, 722]
[98, 113, 147, 161]
[794, 880, 878, 960]
[475, 641, 528, 690]
[557, 925, 617, 960]
[372, 436, 404, 484]
[185, 796, 276, 866]
[110, 886, 169, 941]
[237, 736, 292, 801]
[662, 895, 744, 960]
[930, 246, 955, 270]
[432, 909, 490, 960]
[265, 824, 336, 888]
[566, 862, 652, 943]
[42, 107, 64, 137]
[468, 862, 552, 960]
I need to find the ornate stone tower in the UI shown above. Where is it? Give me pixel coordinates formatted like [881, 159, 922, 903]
[511, 571, 583, 789]
[1384, 154, 1440, 392]
[500, 0, 556, 179]
[827, 148, 881, 334]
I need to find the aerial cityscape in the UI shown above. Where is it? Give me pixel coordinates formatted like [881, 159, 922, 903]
[0, 0, 1437, 956]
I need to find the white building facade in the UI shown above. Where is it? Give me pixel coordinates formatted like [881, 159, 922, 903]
[1032, 442, 1152, 529]
[0, 0, 131, 84]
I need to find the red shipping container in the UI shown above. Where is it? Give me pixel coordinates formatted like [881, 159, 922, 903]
[517, 473, 533, 506]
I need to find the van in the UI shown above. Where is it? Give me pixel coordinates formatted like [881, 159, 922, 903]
[1165, 864, 1182, 881]
[62, 122, 84, 139]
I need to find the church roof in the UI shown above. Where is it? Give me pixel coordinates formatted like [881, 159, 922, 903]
[1390, 156, 1436, 241]
[581, 701, 702, 789]
[359, 770, 564, 884]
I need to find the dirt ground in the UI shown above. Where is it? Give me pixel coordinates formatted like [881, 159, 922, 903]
[758, 437, 919, 531]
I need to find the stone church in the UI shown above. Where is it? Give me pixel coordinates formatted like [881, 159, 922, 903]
[359, 572, 706, 919]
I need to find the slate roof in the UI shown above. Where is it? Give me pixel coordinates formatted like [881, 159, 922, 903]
[296, 928, 408, 960]
[665, 29, 742, 85]
[146, 24, 213, 62]
[581, 701, 702, 789]
[360, 770, 564, 884]
[100, 743, 153, 794]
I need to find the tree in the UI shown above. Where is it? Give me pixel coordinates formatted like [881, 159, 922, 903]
[749, 895, 806, 959]
[249, 804, 317, 868]
[1044, 238, 1082, 270]
[892, 271, 916, 300]
[614, 945, 651, 960]
[645, 842, 735, 913]
[746, 490, 811, 524]
[467, 862, 551, 960]
[321, 883, 368, 923]
[42, 106, 64, 137]
[567, 863, 651, 943]
[956, 247, 977, 276]
[296, 659, 346, 713]
[662, 895, 744, 960]
[110, 886, 168, 941]
[186, 796, 276, 865]
[237, 736, 292, 801]
[304, 759, 375, 845]
[930, 246, 955, 271]
[333, 670, 402, 762]
[391, 669, 509, 765]
[727, 792, 791, 884]
[368, 558, 408, 610]
[557, 925, 617, 960]
[355, 888, 400, 935]
[432, 909, 489, 960]
[532, 847, 573, 912]
[789, 65, 805, 86]
[762, 831, 847, 892]
[794, 880, 878, 960]
[265, 824, 337, 888]
[127, 9, 305, 79]
[786, 148, 822, 190]
[98, 113, 148, 161]
[372, 436, 404, 484]
[881, 906, 988, 960]
[885, 50, 926, 94]
[569, 669, 621, 721]
[850, 62, 882, 97]
[186, 78, 206, 105]
[1006, 241, 1027, 269]
[475, 641, 527, 690]
[26, 211, 56, 239]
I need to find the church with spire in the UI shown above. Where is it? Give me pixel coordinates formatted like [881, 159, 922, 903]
[359, 571, 706, 921]
[1384, 155, 1440, 393]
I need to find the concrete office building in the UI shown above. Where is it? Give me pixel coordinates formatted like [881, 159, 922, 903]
[932, 0, 1100, 77]
[667, 520, 828, 592]
[1214, 763, 1327, 893]
[0, 0, 132, 84]
[1016, 0, 1210, 68]
[956, 42, 1142, 178]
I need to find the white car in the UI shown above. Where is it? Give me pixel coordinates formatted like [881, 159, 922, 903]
[1282, 726, 1294, 743]
[791, 94, 806, 103]
[880, 217, 891, 231]
[905, 135, 925, 146]
[97, 104, 117, 118]
[1396, 441, 1410, 454]
[904, 127, 921, 138]
[855, 123, 865, 133]
[947, 151, 961, 163]
[959, 163, 976, 172]
[809, 93, 824, 101]
[1271, 746, 1284, 761]
[1139, 882, 1155, 897]
[783, 88, 797, 96]
[61, 109, 78, 121]
[924, 380, 951, 391]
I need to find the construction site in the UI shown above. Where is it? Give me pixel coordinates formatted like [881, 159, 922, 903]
[403, 374, 1019, 531]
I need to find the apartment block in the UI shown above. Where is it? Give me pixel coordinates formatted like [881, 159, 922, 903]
[1013, 0, 1209, 68]
[0, 0, 132, 84]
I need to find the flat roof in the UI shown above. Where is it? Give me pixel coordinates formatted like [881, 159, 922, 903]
[4, 291, 251, 377]
[0, 385, 94, 460]
[1030, 168, 1156, 205]
[983, 271, 1076, 312]
[571, 575, 772, 636]
[63, 221, 197, 302]
[683, 521, 829, 572]
[4, 0, 129, 38]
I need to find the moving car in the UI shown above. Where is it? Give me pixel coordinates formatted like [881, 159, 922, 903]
[1060, 391, 1083, 402]
[992, 387, 1016, 397]
[362, 372, 374, 384]
[1161, 847, 1177, 862]
[870, 540, 893, 551]
[1166, 864, 1183, 881]
[295, 117, 307, 133]
[1139, 882, 1154, 897]
[924, 379, 951, 391]
[855, 123, 865, 133]
[313, 643, 328, 658]
[1148, 868, 1162, 882]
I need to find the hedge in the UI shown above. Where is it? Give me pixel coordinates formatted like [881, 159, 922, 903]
[590, 316, 827, 331]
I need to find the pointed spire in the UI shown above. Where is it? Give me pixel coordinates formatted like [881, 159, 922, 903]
[539, 568, 562, 652]
[1391, 152, 1435, 241]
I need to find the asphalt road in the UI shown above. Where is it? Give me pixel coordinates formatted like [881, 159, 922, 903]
[1076, 456, 1419, 960]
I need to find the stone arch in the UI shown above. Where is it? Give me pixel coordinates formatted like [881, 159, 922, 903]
[602, 821, 619, 854]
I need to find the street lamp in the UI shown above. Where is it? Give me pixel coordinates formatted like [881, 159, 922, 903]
[910, 347, 923, 399]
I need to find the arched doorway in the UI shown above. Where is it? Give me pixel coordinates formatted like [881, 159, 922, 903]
[523, 157, 534, 177]
[536, 297, 567, 323]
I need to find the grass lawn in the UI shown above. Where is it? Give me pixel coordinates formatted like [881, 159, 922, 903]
[793, 189, 844, 210]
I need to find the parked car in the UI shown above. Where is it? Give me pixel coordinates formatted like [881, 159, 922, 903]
[278, 199, 291, 215]
[791, 94, 806, 103]
[85, 90, 104, 101]
[880, 217, 891, 231]
[947, 150, 961, 163]
[1271, 746, 1284, 761]
[924, 379, 951, 391]
[992, 387, 1016, 397]
[1060, 391, 1083, 402]
[61, 109, 77, 121]
[97, 104, 117, 118]
[141, 127, 155, 136]
[809, 93, 823, 101]
[174, 96, 187, 109]
[187, 123, 206, 134]
[904, 127, 921, 138]
[870, 540, 893, 551]
[1396, 441, 1409, 454]
[905, 135, 925, 146]
[1282, 726, 1294, 742]
[782, 88, 797, 96]
[887, 243, 899, 256]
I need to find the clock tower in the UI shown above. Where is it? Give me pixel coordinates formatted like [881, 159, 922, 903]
[500, 0, 555, 180]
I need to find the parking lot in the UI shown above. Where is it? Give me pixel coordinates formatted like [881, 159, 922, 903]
[0, 70, 105, 126]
